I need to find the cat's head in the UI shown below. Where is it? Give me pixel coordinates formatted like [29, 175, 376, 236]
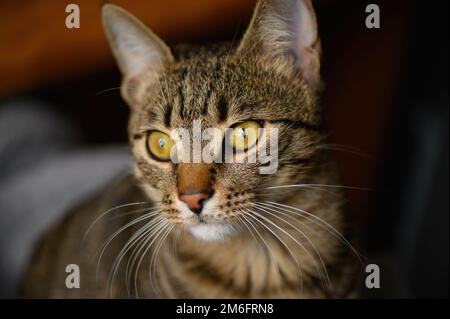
[102, 0, 324, 241]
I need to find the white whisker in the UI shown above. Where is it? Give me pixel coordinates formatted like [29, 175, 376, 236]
[253, 202, 331, 288]
[133, 221, 170, 298]
[84, 202, 153, 240]
[245, 210, 303, 296]
[262, 201, 365, 267]
[316, 143, 374, 160]
[123, 217, 167, 297]
[266, 184, 372, 191]
[94, 209, 160, 277]
[108, 216, 165, 296]
[149, 223, 175, 297]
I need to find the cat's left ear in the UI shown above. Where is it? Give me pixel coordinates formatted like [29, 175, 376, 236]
[102, 4, 174, 107]
[236, 0, 321, 89]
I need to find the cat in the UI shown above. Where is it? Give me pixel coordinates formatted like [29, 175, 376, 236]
[21, 0, 362, 298]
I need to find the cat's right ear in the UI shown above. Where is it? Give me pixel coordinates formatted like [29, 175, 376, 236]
[102, 4, 174, 107]
[236, 0, 322, 89]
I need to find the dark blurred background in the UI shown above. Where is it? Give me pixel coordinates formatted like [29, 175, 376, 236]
[0, 0, 448, 298]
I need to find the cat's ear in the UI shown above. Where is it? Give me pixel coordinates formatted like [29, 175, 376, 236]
[102, 4, 173, 106]
[237, 0, 321, 88]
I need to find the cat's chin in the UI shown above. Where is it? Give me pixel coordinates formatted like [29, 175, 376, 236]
[188, 221, 237, 242]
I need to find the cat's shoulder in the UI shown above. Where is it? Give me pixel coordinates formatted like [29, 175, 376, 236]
[20, 175, 147, 298]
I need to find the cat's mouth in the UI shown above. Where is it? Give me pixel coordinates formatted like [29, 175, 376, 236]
[196, 214, 207, 223]
[171, 201, 242, 241]
[188, 220, 237, 241]
[159, 191, 253, 241]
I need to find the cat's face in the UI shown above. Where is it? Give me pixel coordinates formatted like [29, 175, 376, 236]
[103, 0, 324, 241]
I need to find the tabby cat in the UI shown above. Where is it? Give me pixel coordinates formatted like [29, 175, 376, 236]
[21, 0, 361, 298]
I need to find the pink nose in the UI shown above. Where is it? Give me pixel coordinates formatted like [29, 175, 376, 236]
[179, 192, 210, 214]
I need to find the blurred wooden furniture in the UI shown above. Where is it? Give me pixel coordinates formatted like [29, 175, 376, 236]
[0, 0, 256, 99]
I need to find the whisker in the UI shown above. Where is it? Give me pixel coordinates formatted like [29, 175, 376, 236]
[257, 184, 342, 198]
[123, 217, 167, 297]
[96, 86, 124, 95]
[84, 202, 153, 240]
[253, 202, 331, 288]
[113, 219, 158, 298]
[172, 226, 183, 258]
[316, 143, 374, 160]
[110, 207, 161, 220]
[133, 221, 170, 298]
[106, 216, 165, 297]
[262, 201, 365, 267]
[266, 184, 373, 192]
[245, 210, 303, 296]
[94, 209, 161, 275]
[223, 21, 242, 66]
[236, 215, 264, 253]
[149, 223, 175, 298]
[95, 81, 147, 97]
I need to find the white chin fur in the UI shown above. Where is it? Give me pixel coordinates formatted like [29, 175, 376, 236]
[188, 222, 236, 241]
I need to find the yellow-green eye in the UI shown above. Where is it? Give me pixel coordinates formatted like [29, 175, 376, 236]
[147, 131, 175, 161]
[229, 121, 262, 151]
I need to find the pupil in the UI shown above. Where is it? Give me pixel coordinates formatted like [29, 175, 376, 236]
[239, 128, 248, 138]
[158, 137, 165, 148]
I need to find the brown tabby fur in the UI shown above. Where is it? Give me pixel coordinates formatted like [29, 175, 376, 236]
[21, 0, 362, 298]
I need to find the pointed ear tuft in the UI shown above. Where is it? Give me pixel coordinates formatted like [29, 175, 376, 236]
[237, 0, 321, 88]
[102, 4, 173, 106]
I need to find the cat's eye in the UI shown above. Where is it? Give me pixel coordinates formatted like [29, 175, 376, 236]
[229, 121, 262, 151]
[147, 131, 175, 161]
